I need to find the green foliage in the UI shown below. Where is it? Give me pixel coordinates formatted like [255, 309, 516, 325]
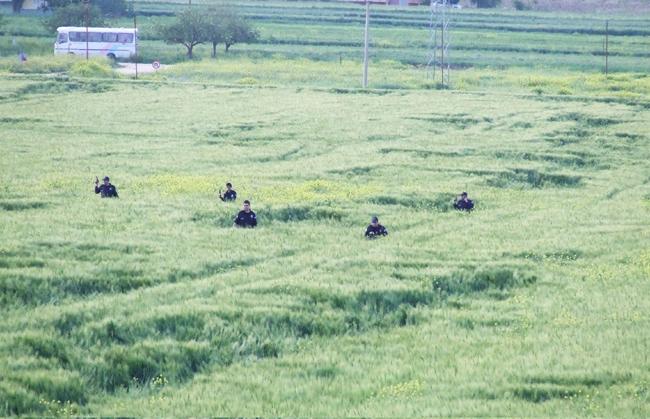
[472, 0, 501, 8]
[513, 0, 531, 11]
[43, 4, 105, 33]
[156, 8, 207, 59]
[220, 11, 259, 53]
[0, 56, 78, 74]
[69, 58, 115, 78]
[156, 7, 259, 59]
[204, 8, 226, 58]
[46, 0, 127, 16]
[11, 0, 25, 13]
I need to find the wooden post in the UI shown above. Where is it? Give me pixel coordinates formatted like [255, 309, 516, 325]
[363, 0, 370, 88]
[605, 20, 609, 76]
[440, 25, 444, 85]
[134, 7, 138, 79]
[85, 0, 89, 60]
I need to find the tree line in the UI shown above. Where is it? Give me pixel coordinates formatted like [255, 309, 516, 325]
[41, 2, 258, 60]
[156, 8, 259, 59]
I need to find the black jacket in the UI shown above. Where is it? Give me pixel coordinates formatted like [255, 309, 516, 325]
[365, 224, 388, 238]
[234, 210, 257, 228]
[95, 184, 119, 198]
[220, 189, 237, 201]
[454, 198, 474, 211]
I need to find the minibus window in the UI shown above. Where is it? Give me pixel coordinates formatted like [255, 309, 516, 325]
[70, 32, 86, 42]
[117, 33, 133, 43]
[88, 32, 103, 42]
[102, 32, 118, 42]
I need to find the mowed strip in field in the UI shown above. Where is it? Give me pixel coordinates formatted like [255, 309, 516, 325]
[0, 73, 649, 415]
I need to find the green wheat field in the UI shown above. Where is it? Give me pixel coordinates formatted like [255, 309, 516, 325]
[1, 0, 649, 416]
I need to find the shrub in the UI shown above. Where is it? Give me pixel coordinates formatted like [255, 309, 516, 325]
[472, 0, 501, 8]
[43, 4, 105, 33]
[0, 382, 41, 416]
[69, 59, 114, 78]
[0, 56, 77, 74]
[513, 0, 531, 10]
[46, 0, 127, 16]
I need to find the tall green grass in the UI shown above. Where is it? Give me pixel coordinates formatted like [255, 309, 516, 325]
[0, 70, 648, 415]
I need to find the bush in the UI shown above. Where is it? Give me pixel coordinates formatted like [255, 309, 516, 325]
[513, 0, 531, 10]
[11, 0, 25, 13]
[46, 0, 127, 16]
[472, 0, 501, 7]
[43, 4, 105, 33]
[0, 56, 77, 74]
[69, 59, 114, 78]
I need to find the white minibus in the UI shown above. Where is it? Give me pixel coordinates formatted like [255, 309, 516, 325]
[54, 27, 137, 59]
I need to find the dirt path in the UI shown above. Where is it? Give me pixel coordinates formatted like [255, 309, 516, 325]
[116, 62, 169, 76]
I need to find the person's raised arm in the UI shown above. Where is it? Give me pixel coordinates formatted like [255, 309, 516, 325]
[94, 177, 100, 194]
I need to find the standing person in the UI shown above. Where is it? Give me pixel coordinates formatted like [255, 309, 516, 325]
[453, 192, 474, 211]
[94, 176, 119, 198]
[219, 182, 237, 202]
[365, 216, 388, 239]
[18, 51, 27, 63]
[233, 200, 257, 228]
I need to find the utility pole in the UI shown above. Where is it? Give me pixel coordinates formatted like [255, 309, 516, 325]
[440, 23, 444, 84]
[84, 0, 89, 60]
[362, 0, 370, 88]
[133, 0, 138, 79]
[605, 20, 609, 76]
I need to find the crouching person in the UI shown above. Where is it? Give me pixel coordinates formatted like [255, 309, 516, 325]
[365, 216, 388, 239]
[453, 192, 474, 211]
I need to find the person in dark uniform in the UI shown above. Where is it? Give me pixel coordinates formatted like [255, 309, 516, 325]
[234, 200, 257, 228]
[219, 182, 237, 202]
[453, 192, 474, 211]
[94, 176, 119, 198]
[365, 216, 388, 239]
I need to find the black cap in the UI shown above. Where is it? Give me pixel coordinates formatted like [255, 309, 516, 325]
[103, 176, 110, 181]
[371, 216, 379, 223]
[461, 191, 467, 196]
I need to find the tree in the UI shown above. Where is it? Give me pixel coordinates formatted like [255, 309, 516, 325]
[43, 3, 105, 33]
[46, 0, 128, 16]
[471, 0, 501, 7]
[157, 9, 207, 59]
[221, 13, 258, 53]
[12, 0, 25, 13]
[205, 8, 225, 58]
[203, 8, 258, 57]
[420, 0, 459, 4]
